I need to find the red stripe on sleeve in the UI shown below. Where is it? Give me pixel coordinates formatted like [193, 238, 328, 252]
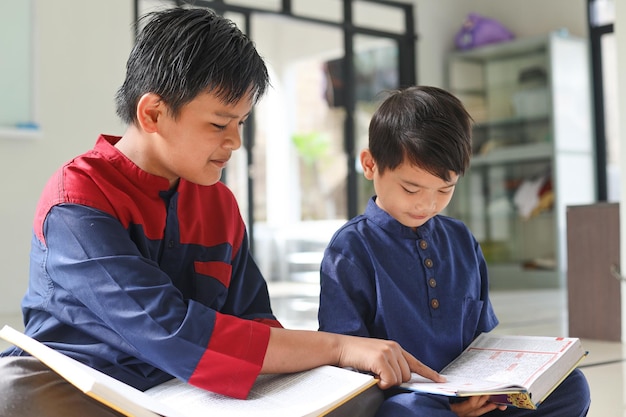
[253, 317, 284, 328]
[188, 313, 270, 399]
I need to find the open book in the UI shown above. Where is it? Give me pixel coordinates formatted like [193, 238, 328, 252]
[401, 333, 587, 409]
[0, 325, 377, 417]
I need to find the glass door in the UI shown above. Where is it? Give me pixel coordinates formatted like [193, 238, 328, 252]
[245, 15, 348, 292]
[352, 35, 400, 213]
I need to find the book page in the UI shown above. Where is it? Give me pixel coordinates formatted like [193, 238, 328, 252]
[0, 325, 180, 417]
[145, 366, 376, 417]
[441, 345, 558, 386]
[401, 373, 522, 397]
[401, 333, 583, 399]
[1, 326, 378, 417]
[444, 334, 579, 388]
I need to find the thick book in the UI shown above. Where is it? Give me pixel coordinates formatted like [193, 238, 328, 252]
[0, 325, 378, 417]
[400, 333, 587, 409]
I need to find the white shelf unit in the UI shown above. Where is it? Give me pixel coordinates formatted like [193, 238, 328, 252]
[446, 31, 596, 289]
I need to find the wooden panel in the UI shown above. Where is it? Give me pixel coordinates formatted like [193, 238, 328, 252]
[566, 203, 621, 341]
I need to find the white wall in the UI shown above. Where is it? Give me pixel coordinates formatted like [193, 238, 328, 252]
[0, 0, 132, 315]
[0, 0, 590, 317]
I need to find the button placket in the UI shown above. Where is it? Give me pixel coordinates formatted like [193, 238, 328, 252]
[418, 238, 440, 313]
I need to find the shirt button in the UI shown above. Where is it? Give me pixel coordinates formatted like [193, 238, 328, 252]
[430, 298, 440, 309]
[424, 258, 433, 268]
[419, 240, 428, 250]
[429, 278, 437, 288]
[168, 240, 175, 248]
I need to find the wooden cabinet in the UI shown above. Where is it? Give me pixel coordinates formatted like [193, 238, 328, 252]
[567, 203, 621, 341]
[446, 31, 596, 289]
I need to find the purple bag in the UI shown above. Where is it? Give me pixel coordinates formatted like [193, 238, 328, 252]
[455, 13, 515, 51]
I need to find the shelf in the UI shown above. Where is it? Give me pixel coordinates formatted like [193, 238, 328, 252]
[487, 263, 560, 290]
[448, 33, 556, 62]
[0, 126, 42, 140]
[471, 142, 552, 166]
[447, 31, 594, 291]
[452, 88, 485, 97]
[473, 115, 550, 129]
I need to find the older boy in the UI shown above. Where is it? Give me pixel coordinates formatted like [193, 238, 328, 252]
[318, 86, 590, 416]
[0, 9, 441, 417]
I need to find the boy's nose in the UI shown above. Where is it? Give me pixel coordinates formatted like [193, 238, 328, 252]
[225, 125, 242, 150]
[416, 193, 437, 211]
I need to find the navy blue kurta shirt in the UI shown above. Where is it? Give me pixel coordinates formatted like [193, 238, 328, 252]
[318, 197, 499, 372]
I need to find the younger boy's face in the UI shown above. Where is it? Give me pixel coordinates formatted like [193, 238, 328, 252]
[361, 149, 458, 229]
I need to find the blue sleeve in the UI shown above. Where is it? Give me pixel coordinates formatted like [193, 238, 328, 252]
[318, 233, 376, 336]
[24, 204, 271, 396]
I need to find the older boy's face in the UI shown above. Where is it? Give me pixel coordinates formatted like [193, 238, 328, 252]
[362, 151, 458, 229]
[153, 91, 253, 187]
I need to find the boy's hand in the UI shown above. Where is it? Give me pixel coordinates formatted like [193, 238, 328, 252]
[336, 335, 445, 389]
[450, 396, 508, 416]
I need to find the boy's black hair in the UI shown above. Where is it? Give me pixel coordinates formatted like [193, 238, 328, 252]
[115, 7, 270, 125]
[368, 86, 473, 181]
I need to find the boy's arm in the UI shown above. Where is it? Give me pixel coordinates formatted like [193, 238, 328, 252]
[318, 245, 375, 336]
[36, 205, 271, 398]
[262, 327, 444, 389]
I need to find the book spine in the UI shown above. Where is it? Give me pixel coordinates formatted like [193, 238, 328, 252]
[488, 393, 537, 410]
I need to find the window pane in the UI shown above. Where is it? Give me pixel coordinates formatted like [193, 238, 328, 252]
[590, 0, 615, 26]
[240, 15, 346, 294]
[0, 0, 33, 128]
[293, 0, 343, 23]
[225, 0, 281, 12]
[353, 2, 405, 34]
[353, 36, 400, 213]
[602, 33, 620, 201]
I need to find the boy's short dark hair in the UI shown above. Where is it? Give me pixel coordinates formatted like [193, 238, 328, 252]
[115, 7, 270, 125]
[368, 86, 472, 181]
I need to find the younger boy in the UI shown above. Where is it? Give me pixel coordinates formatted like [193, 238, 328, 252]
[318, 86, 590, 416]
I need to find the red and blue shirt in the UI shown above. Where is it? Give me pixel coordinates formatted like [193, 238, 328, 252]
[3, 135, 280, 399]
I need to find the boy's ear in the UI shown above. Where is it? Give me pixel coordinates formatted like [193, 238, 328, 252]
[360, 149, 376, 180]
[136, 93, 163, 133]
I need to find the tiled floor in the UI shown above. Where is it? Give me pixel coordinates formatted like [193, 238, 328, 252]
[2, 287, 624, 416]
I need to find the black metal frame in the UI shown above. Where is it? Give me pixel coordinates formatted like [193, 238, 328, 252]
[587, 0, 614, 202]
[133, 0, 417, 250]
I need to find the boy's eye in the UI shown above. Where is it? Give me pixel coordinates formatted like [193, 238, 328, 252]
[212, 123, 227, 130]
[402, 186, 418, 194]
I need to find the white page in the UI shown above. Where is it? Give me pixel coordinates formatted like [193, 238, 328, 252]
[0, 325, 182, 417]
[445, 334, 579, 387]
[145, 366, 375, 417]
[1, 325, 374, 417]
[402, 373, 523, 396]
[401, 333, 582, 397]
